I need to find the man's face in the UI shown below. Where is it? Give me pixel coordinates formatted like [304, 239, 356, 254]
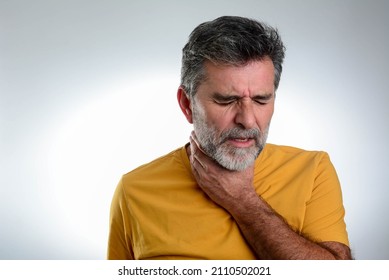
[191, 58, 275, 171]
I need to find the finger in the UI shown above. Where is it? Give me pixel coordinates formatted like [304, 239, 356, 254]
[193, 153, 208, 172]
[189, 138, 205, 166]
[189, 134, 203, 161]
[190, 131, 207, 155]
[188, 136, 206, 171]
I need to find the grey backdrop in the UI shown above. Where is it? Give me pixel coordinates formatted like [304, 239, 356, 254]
[1, 0, 388, 259]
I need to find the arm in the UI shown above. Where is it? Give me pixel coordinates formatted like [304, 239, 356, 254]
[189, 134, 351, 260]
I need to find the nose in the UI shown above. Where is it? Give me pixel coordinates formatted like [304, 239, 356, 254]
[234, 99, 256, 129]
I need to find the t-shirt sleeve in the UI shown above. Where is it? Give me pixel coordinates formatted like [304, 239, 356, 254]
[301, 153, 349, 246]
[107, 178, 134, 260]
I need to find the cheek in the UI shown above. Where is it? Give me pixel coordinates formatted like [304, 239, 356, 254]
[256, 107, 274, 127]
[208, 108, 235, 130]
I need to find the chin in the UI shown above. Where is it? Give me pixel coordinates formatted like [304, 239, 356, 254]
[215, 146, 263, 171]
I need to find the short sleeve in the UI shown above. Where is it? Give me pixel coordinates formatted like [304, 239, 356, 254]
[107, 179, 134, 260]
[302, 153, 349, 246]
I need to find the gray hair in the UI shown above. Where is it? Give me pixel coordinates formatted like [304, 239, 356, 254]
[181, 16, 286, 97]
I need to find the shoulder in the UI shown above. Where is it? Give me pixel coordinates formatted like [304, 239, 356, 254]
[256, 143, 335, 179]
[263, 143, 326, 155]
[261, 143, 329, 163]
[120, 146, 191, 188]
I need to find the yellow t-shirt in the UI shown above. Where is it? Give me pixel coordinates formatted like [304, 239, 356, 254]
[108, 144, 349, 260]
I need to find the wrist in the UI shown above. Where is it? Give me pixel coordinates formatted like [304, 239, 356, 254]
[227, 187, 262, 218]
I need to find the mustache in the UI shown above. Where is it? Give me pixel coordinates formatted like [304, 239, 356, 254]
[219, 127, 261, 143]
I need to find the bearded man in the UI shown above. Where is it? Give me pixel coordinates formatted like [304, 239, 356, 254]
[107, 16, 351, 260]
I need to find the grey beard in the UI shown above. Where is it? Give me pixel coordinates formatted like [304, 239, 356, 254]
[195, 124, 268, 171]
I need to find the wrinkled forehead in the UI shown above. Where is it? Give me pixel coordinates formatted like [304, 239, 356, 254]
[198, 58, 275, 96]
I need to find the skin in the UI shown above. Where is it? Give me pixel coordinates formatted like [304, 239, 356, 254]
[177, 58, 352, 259]
[187, 60, 272, 172]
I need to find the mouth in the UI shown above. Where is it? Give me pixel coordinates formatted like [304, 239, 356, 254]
[227, 137, 255, 148]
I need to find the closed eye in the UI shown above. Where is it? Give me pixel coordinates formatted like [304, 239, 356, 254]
[253, 98, 268, 105]
[212, 92, 274, 106]
[212, 93, 238, 105]
[214, 99, 237, 105]
[253, 94, 273, 105]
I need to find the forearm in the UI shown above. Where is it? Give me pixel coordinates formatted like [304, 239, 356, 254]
[229, 193, 343, 260]
[187, 136, 350, 259]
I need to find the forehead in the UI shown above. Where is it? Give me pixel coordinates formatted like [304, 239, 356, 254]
[200, 58, 275, 95]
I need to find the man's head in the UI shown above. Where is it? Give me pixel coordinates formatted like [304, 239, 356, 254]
[178, 16, 285, 171]
[180, 16, 285, 97]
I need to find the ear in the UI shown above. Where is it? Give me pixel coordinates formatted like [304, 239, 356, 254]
[177, 87, 193, 124]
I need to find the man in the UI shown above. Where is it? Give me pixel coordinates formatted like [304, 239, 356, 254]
[107, 16, 351, 260]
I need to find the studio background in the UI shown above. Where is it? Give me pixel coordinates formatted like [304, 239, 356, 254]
[1, 0, 388, 259]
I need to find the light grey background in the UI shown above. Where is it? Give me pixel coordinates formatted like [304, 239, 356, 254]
[1, 0, 388, 259]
